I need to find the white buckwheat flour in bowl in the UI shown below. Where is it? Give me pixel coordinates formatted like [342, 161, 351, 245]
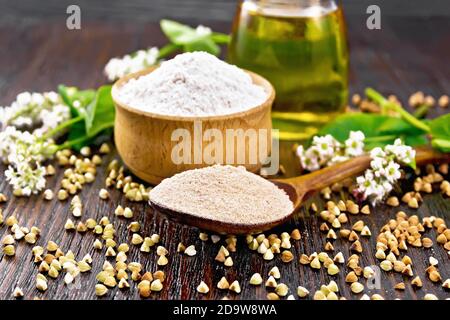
[149, 165, 294, 225]
[116, 51, 268, 117]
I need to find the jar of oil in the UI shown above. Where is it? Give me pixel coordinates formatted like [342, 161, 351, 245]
[229, 0, 349, 140]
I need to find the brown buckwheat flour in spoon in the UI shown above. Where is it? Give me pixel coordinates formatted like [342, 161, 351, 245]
[149, 165, 294, 225]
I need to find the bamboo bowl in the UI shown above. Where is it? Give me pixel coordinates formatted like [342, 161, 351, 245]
[112, 67, 275, 185]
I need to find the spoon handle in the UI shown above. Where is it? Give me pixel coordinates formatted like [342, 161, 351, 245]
[290, 155, 371, 194]
[285, 147, 449, 194]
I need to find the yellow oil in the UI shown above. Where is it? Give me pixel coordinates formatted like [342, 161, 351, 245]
[229, 1, 349, 140]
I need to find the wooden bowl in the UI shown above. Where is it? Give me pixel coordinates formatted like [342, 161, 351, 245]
[112, 66, 275, 185]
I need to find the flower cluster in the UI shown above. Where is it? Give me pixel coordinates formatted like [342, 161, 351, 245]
[0, 91, 70, 136]
[356, 139, 415, 204]
[5, 161, 47, 197]
[0, 91, 68, 196]
[0, 127, 55, 196]
[297, 132, 415, 204]
[104, 47, 160, 82]
[103, 25, 213, 82]
[296, 131, 365, 171]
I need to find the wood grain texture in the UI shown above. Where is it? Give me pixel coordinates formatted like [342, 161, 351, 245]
[0, 16, 449, 300]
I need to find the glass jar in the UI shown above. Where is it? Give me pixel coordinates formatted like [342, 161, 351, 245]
[229, 0, 349, 140]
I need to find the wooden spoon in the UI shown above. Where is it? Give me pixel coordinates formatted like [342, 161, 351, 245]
[150, 147, 449, 235]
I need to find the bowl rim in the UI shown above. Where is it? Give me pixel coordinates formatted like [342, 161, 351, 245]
[111, 65, 275, 122]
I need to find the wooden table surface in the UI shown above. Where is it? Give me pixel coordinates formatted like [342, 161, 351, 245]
[0, 16, 449, 300]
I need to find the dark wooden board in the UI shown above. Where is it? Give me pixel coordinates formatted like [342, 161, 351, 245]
[2, 0, 449, 26]
[0, 16, 449, 300]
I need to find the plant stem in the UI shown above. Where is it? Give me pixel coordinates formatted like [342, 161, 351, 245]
[365, 88, 431, 133]
[413, 104, 430, 119]
[40, 115, 84, 141]
[6, 104, 37, 124]
[158, 43, 180, 59]
[392, 104, 431, 133]
[365, 88, 390, 114]
[431, 139, 450, 152]
[56, 135, 90, 151]
[211, 33, 231, 44]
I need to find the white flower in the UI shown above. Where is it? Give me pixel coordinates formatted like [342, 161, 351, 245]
[1, 127, 54, 195]
[381, 180, 393, 194]
[309, 134, 341, 168]
[296, 145, 321, 171]
[312, 134, 340, 160]
[350, 130, 365, 142]
[385, 139, 415, 165]
[370, 157, 386, 175]
[356, 139, 415, 204]
[305, 148, 321, 172]
[0, 126, 21, 161]
[356, 171, 372, 189]
[46, 91, 59, 104]
[296, 145, 305, 159]
[1, 91, 63, 129]
[296, 132, 360, 171]
[16, 92, 32, 105]
[104, 58, 127, 82]
[33, 104, 71, 137]
[104, 47, 160, 81]
[196, 25, 212, 37]
[356, 170, 386, 204]
[370, 147, 386, 159]
[31, 92, 45, 105]
[5, 162, 46, 196]
[0, 91, 68, 196]
[384, 161, 401, 183]
[146, 47, 159, 64]
[345, 131, 365, 157]
[6, 131, 53, 165]
[329, 155, 350, 166]
[357, 171, 377, 196]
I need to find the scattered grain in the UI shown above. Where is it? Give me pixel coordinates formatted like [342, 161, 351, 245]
[229, 280, 241, 294]
[275, 283, 289, 297]
[99, 188, 110, 200]
[423, 293, 438, 300]
[197, 281, 210, 294]
[350, 282, 364, 294]
[217, 277, 230, 289]
[267, 292, 280, 300]
[184, 245, 197, 256]
[345, 272, 358, 283]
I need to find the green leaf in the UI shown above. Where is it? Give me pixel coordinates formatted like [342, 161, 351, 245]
[429, 113, 450, 139]
[85, 85, 115, 138]
[318, 113, 428, 149]
[184, 38, 220, 56]
[403, 135, 428, 148]
[160, 19, 225, 56]
[158, 43, 181, 59]
[58, 85, 94, 148]
[57, 85, 115, 151]
[210, 32, 231, 44]
[431, 139, 450, 152]
[161, 20, 198, 44]
[58, 85, 95, 117]
[429, 114, 450, 152]
[365, 88, 431, 133]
